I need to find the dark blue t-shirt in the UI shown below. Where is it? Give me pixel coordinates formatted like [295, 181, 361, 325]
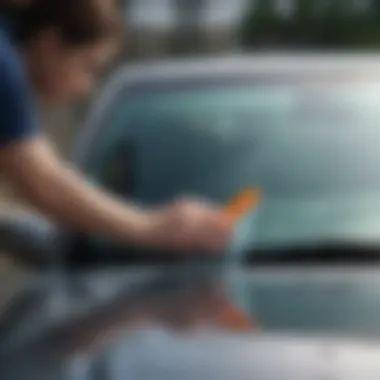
[0, 19, 37, 146]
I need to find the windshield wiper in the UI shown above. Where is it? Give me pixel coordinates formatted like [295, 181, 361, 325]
[245, 242, 380, 265]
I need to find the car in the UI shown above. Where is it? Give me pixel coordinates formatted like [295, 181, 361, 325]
[5, 54, 380, 379]
[4, 53, 380, 267]
[3, 265, 380, 380]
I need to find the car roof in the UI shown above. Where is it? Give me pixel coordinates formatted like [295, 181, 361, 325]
[110, 52, 380, 84]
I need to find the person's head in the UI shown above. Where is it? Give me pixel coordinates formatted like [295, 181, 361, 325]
[14, 0, 122, 104]
[0, 0, 31, 13]
[1, 0, 31, 7]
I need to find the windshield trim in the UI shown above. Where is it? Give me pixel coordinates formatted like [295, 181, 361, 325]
[245, 242, 380, 265]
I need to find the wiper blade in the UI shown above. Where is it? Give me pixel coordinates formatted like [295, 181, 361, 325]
[245, 242, 380, 265]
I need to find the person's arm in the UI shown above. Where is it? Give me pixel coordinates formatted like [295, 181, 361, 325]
[0, 138, 231, 250]
[0, 37, 230, 252]
[0, 138, 152, 243]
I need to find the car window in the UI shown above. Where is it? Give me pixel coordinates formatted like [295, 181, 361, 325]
[83, 81, 380, 250]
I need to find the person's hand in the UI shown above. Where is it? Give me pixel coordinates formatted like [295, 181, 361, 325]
[135, 197, 232, 252]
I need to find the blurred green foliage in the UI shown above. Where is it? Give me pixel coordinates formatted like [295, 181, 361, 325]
[170, 0, 206, 55]
[241, 0, 380, 49]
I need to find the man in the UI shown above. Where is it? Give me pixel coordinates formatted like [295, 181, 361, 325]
[0, 0, 231, 253]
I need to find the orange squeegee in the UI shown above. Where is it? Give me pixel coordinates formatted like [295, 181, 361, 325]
[215, 304, 258, 332]
[224, 188, 261, 224]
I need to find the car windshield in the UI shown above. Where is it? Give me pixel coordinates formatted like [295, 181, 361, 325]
[83, 79, 380, 258]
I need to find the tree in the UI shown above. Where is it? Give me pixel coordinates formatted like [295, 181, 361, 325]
[240, 0, 286, 48]
[240, 0, 380, 50]
[171, 0, 206, 55]
[290, 0, 319, 46]
[357, 0, 380, 48]
[315, 0, 362, 48]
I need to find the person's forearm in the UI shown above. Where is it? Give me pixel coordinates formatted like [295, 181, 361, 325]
[11, 154, 148, 242]
[24, 163, 149, 243]
[1, 140, 230, 252]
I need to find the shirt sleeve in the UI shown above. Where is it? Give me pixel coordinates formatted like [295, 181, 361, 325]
[0, 37, 38, 146]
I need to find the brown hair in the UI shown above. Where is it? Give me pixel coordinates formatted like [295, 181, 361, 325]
[12, 0, 123, 46]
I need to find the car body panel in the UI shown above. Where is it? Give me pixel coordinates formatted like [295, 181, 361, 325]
[3, 267, 380, 379]
[0, 210, 62, 267]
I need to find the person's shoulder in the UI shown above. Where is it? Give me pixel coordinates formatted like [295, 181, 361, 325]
[0, 29, 28, 101]
[0, 22, 38, 146]
[0, 26, 22, 72]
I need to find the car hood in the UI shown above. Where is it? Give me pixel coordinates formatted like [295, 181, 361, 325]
[4, 329, 380, 380]
[61, 332, 380, 380]
[3, 267, 380, 380]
